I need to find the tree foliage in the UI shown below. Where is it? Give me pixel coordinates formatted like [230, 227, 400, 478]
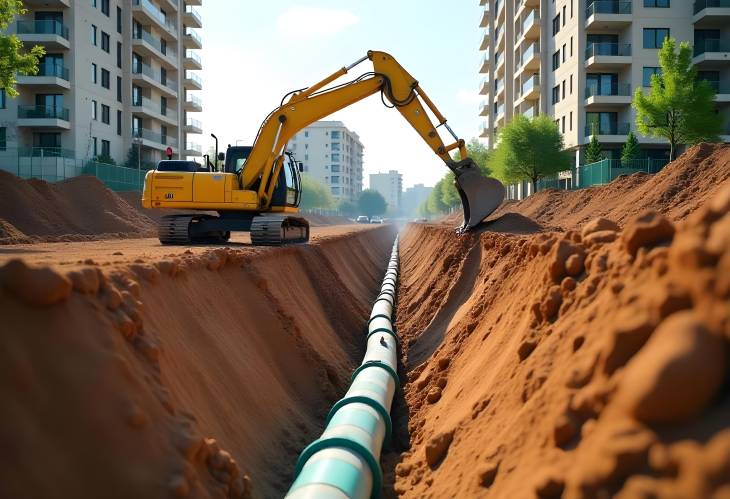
[491, 115, 571, 193]
[585, 133, 603, 164]
[299, 174, 335, 210]
[633, 37, 721, 161]
[357, 189, 387, 217]
[338, 199, 357, 216]
[0, 0, 44, 97]
[621, 131, 640, 164]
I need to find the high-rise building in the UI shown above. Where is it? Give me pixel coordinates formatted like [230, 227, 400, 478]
[289, 120, 364, 203]
[369, 170, 403, 213]
[478, 0, 730, 161]
[0, 0, 203, 170]
[401, 183, 432, 217]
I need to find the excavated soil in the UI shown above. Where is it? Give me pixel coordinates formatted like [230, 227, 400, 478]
[389, 145, 730, 498]
[0, 225, 397, 499]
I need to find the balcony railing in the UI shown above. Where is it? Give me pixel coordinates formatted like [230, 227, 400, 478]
[132, 61, 178, 91]
[701, 79, 730, 93]
[185, 27, 202, 45]
[521, 42, 539, 65]
[584, 122, 630, 136]
[185, 6, 202, 24]
[132, 95, 178, 120]
[586, 1, 632, 17]
[16, 20, 69, 39]
[185, 70, 202, 86]
[185, 143, 202, 153]
[495, 103, 505, 116]
[585, 82, 631, 97]
[186, 117, 202, 129]
[35, 63, 70, 80]
[694, 39, 730, 56]
[521, 74, 539, 94]
[134, 30, 177, 59]
[185, 49, 201, 65]
[523, 106, 537, 119]
[522, 10, 539, 33]
[18, 105, 69, 120]
[694, 0, 730, 13]
[585, 42, 631, 59]
[186, 94, 202, 107]
[133, 128, 178, 147]
[133, 0, 177, 33]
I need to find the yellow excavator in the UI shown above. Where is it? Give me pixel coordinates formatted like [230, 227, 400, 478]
[141, 50, 505, 245]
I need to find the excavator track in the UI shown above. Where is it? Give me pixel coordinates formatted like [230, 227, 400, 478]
[250, 215, 310, 246]
[158, 214, 195, 244]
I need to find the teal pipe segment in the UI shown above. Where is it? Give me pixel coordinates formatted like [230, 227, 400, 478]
[286, 237, 400, 499]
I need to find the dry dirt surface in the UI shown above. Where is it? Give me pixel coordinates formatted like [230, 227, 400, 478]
[0, 223, 397, 499]
[388, 147, 730, 498]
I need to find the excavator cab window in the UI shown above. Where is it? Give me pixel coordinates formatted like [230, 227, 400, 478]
[223, 146, 253, 174]
[271, 154, 301, 207]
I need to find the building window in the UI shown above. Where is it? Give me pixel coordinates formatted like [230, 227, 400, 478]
[102, 104, 110, 124]
[101, 0, 109, 16]
[552, 85, 560, 104]
[92, 63, 97, 83]
[304, 131, 308, 138]
[570, 36, 573, 57]
[552, 51, 560, 70]
[643, 67, 661, 87]
[570, 74, 573, 94]
[586, 112, 618, 135]
[331, 142, 341, 151]
[161, 96, 167, 115]
[161, 125, 167, 144]
[331, 153, 340, 162]
[92, 100, 97, 120]
[0, 127, 6, 150]
[331, 176, 340, 184]
[331, 187, 340, 195]
[91, 25, 97, 45]
[571, 0, 574, 17]
[33, 132, 61, 149]
[116, 42, 122, 68]
[331, 164, 340, 172]
[101, 32, 110, 52]
[93, 137, 98, 157]
[92, 0, 97, 6]
[101, 68, 110, 89]
[562, 6, 566, 25]
[644, 0, 669, 6]
[552, 14, 560, 35]
[117, 6, 122, 33]
[101, 140, 110, 158]
[117, 110, 122, 136]
[570, 111, 573, 131]
[562, 80, 566, 99]
[117, 76, 122, 102]
[561, 116, 565, 133]
[331, 131, 341, 139]
[562, 44, 566, 62]
[643, 28, 670, 49]
[0, 89, 5, 109]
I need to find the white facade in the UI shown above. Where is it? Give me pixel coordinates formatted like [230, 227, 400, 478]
[0, 0, 203, 170]
[289, 120, 364, 203]
[369, 170, 402, 214]
[401, 183, 432, 216]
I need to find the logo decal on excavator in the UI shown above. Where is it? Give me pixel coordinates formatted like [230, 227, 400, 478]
[165, 192, 174, 199]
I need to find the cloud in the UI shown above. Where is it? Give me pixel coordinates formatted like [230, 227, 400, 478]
[276, 6, 359, 39]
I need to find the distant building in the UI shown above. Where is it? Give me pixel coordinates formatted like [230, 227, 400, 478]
[288, 121, 363, 203]
[369, 170, 402, 213]
[401, 183, 432, 216]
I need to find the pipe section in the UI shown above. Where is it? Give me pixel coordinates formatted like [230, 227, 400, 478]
[286, 237, 400, 499]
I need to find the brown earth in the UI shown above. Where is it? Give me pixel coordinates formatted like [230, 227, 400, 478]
[388, 145, 730, 498]
[0, 224, 397, 499]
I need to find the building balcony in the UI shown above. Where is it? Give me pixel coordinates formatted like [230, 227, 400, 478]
[480, 0, 487, 5]
[703, 80, 730, 102]
[515, 0, 539, 17]
[185, 94, 202, 112]
[132, 0, 177, 38]
[160, 0, 178, 11]
[585, 43, 632, 69]
[132, 30, 178, 69]
[495, 52, 505, 75]
[479, 7, 490, 28]
[521, 74, 540, 101]
[521, 10, 540, 41]
[186, 0, 201, 5]
[184, 49, 202, 70]
[495, 103, 506, 124]
[16, 20, 70, 50]
[479, 29, 490, 51]
[523, 105, 537, 119]
[184, 6, 202, 28]
[184, 117, 203, 134]
[17, 63, 70, 89]
[184, 28, 202, 49]
[131, 96, 178, 126]
[585, 1, 632, 29]
[584, 122, 630, 142]
[479, 76, 489, 95]
[479, 53, 489, 74]
[584, 83, 632, 107]
[17, 105, 70, 129]
[479, 121, 489, 138]
[479, 99, 489, 116]
[184, 142, 202, 156]
[24, 0, 70, 7]
[133, 128, 178, 151]
[184, 70, 202, 90]
[518, 42, 540, 73]
[132, 62, 178, 97]
[693, 0, 730, 25]
[495, 27, 505, 51]
[693, 39, 730, 65]
[496, 80, 505, 99]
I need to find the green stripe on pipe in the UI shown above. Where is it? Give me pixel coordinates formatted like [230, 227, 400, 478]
[373, 296, 394, 308]
[289, 456, 366, 498]
[326, 395, 392, 442]
[366, 327, 399, 345]
[368, 314, 392, 326]
[294, 437, 382, 499]
[351, 359, 399, 388]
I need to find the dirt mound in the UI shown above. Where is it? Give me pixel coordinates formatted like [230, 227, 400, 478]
[0, 225, 397, 499]
[388, 184, 730, 498]
[0, 172, 155, 244]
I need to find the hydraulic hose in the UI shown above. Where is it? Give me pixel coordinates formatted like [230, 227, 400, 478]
[286, 237, 400, 499]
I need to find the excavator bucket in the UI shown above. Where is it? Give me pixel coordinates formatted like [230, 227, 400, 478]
[448, 158, 505, 231]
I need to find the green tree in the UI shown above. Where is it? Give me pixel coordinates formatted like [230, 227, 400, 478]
[585, 133, 603, 164]
[338, 199, 357, 216]
[491, 115, 571, 193]
[454, 138, 491, 176]
[426, 177, 449, 214]
[621, 131, 640, 165]
[95, 154, 115, 165]
[357, 189, 387, 218]
[633, 37, 721, 161]
[0, 0, 44, 97]
[300, 174, 334, 210]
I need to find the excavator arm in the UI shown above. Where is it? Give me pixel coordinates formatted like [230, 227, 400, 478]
[241, 50, 504, 230]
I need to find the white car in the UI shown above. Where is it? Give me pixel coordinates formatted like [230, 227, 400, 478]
[356, 215, 369, 224]
[370, 216, 383, 224]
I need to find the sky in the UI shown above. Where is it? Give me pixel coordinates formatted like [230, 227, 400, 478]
[196, 1, 483, 189]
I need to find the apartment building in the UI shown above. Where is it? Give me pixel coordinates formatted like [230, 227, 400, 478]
[478, 0, 730, 163]
[289, 121, 364, 203]
[0, 0, 203, 170]
[401, 183, 432, 217]
[369, 170, 403, 213]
